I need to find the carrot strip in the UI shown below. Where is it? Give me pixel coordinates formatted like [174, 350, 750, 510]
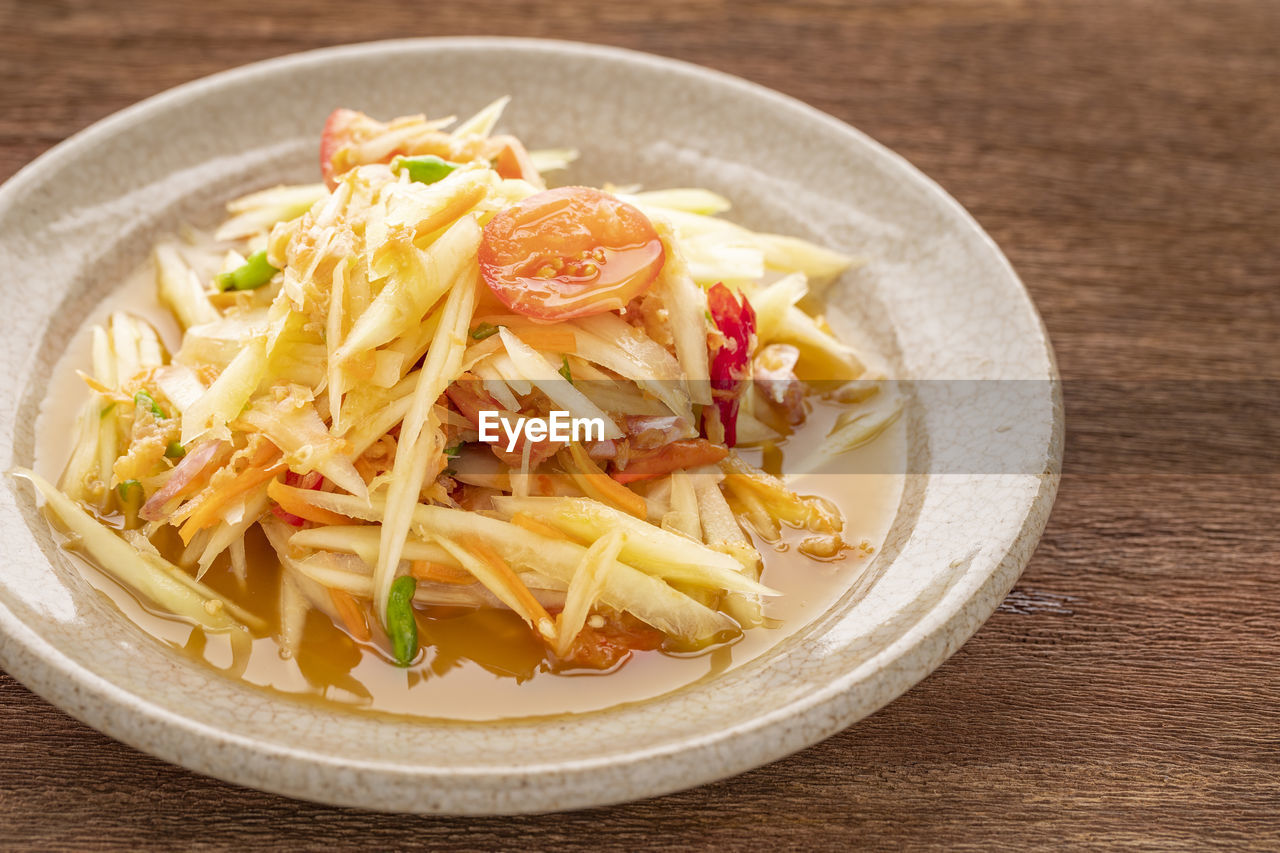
[510, 512, 572, 541]
[178, 445, 284, 543]
[267, 478, 352, 526]
[612, 439, 729, 484]
[492, 136, 541, 185]
[464, 537, 554, 636]
[329, 588, 371, 641]
[564, 443, 648, 518]
[245, 439, 280, 468]
[410, 560, 475, 585]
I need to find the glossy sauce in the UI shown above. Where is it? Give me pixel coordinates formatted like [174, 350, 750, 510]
[35, 263, 905, 722]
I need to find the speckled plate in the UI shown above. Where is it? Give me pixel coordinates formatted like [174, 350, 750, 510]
[0, 38, 1061, 813]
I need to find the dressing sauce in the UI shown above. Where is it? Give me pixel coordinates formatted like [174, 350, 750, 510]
[34, 264, 905, 722]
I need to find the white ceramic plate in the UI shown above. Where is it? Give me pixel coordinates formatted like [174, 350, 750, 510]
[0, 38, 1061, 813]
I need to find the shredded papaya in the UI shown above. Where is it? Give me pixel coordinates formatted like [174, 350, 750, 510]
[39, 100, 875, 689]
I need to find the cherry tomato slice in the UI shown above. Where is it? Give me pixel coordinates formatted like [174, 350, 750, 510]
[478, 187, 665, 320]
[490, 135, 542, 185]
[319, 108, 361, 189]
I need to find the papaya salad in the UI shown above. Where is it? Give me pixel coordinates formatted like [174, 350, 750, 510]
[18, 97, 900, 686]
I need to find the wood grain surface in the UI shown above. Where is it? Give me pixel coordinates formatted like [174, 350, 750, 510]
[1, 0, 1277, 848]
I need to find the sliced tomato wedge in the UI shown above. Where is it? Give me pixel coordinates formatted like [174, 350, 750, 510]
[319, 108, 362, 189]
[478, 187, 665, 320]
[557, 613, 665, 670]
[490, 135, 542, 185]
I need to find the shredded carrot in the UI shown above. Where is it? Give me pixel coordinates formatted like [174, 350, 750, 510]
[410, 560, 475, 585]
[267, 478, 352, 526]
[464, 536, 554, 637]
[178, 444, 284, 543]
[246, 438, 280, 468]
[563, 443, 648, 518]
[510, 511, 571, 541]
[329, 588, 371, 641]
[76, 370, 113, 395]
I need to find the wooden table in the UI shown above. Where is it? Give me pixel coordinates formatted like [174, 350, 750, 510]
[2, 1, 1276, 847]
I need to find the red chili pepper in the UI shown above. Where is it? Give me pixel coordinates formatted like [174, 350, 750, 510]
[706, 282, 756, 446]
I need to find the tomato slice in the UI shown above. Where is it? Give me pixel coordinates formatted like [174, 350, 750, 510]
[319, 108, 362, 189]
[490, 135, 542, 185]
[556, 613, 665, 670]
[478, 187, 665, 320]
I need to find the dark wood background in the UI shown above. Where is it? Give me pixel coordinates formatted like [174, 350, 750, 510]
[1, 0, 1276, 848]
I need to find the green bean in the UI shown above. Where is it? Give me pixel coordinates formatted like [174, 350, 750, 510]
[134, 390, 165, 418]
[117, 479, 143, 528]
[386, 575, 419, 666]
[390, 154, 461, 185]
[215, 250, 278, 292]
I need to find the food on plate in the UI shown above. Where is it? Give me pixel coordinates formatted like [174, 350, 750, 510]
[17, 97, 901, 710]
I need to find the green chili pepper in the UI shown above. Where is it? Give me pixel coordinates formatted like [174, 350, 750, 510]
[386, 575, 419, 666]
[165, 441, 186, 459]
[390, 154, 461, 185]
[558, 355, 574, 385]
[134, 390, 165, 418]
[470, 321, 500, 341]
[117, 479, 142, 502]
[117, 479, 143, 528]
[215, 250, 278, 292]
